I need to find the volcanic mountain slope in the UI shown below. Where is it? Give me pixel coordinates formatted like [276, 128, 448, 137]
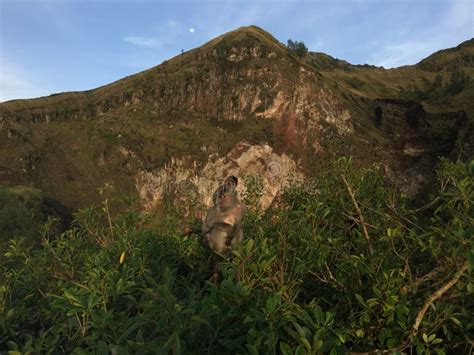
[0, 26, 472, 211]
[309, 38, 474, 152]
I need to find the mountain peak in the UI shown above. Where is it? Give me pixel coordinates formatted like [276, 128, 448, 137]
[226, 25, 271, 35]
[198, 25, 286, 55]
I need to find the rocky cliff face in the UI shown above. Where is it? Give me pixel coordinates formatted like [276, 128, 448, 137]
[373, 98, 466, 156]
[136, 142, 303, 211]
[0, 26, 471, 211]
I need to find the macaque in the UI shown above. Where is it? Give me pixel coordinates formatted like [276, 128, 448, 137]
[212, 175, 238, 206]
[203, 177, 245, 255]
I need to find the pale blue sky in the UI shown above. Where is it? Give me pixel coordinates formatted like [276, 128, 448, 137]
[0, 0, 472, 102]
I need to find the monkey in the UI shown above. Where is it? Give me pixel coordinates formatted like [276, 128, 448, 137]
[183, 175, 244, 254]
[203, 182, 245, 256]
[212, 175, 238, 206]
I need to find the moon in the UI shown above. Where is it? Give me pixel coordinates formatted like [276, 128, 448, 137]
[189, 28, 195, 33]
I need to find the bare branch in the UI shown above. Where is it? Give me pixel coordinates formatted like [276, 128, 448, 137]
[350, 261, 469, 354]
[324, 263, 346, 291]
[341, 174, 374, 255]
[408, 261, 469, 341]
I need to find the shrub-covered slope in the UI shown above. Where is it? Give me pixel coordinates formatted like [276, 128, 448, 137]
[1, 159, 472, 354]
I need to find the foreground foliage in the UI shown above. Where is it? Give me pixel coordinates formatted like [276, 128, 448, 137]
[1, 158, 473, 354]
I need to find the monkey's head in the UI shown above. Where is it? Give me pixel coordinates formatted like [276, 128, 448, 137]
[225, 176, 238, 186]
[218, 191, 239, 211]
[223, 176, 238, 194]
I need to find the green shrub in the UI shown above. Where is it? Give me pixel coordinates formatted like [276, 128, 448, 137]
[447, 69, 471, 95]
[0, 186, 58, 251]
[1, 158, 472, 354]
[344, 77, 366, 90]
[287, 39, 308, 59]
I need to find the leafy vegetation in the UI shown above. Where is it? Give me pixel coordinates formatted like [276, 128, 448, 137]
[0, 186, 63, 252]
[398, 69, 472, 101]
[1, 158, 472, 354]
[287, 39, 308, 58]
[446, 69, 471, 96]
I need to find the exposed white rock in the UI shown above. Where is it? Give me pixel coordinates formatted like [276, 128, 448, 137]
[135, 142, 303, 211]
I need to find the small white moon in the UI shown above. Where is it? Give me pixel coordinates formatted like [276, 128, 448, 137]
[189, 28, 195, 33]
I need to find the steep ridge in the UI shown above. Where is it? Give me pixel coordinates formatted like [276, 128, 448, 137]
[1, 26, 347, 126]
[0, 26, 472, 211]
[308, 38, 474, 172]
[417, 38, 474, 71]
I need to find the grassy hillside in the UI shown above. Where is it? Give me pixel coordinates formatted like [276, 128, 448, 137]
[1, 158, 472, 354]
[307, 40, 474, 166]
[0, 27, 472, 211]
[0, 26, 313, 209]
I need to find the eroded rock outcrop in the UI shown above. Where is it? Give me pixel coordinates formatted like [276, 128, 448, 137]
[135, 142, 303, 211]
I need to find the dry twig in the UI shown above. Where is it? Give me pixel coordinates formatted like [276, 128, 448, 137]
[350, 261, 469, 354]
[341, 174, 374, 255]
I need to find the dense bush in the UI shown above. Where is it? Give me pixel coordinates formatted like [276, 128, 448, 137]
[446, 69, 471, 95]
[287, 40, 308, 59]
[0, 186, 60, 252]
[1, 158, 472, 354]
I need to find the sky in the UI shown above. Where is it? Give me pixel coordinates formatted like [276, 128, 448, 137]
[0, 0, 473, 102]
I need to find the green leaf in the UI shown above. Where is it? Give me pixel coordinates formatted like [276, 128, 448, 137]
[467, 160, 474, 176]
[300, 337, 311, 352]
[295, 345, 305, 355]
[293, 322, 307, 339]
[313, 305, 324, 324]
[6, 309, 14, 319]
[468, 251, 474, 271]
[280, 342, 293, 355]
[96, 341, 109, 355]
[246, 344, 259, 355]
[117, 321, 144, 343]
[450, 317, 462, 327]
[164, 332, 180, 354]
[191, 316, 211, 328]
[325, 311, 335, 325]
[6, 341, 18, 351]
[266, 294, 280, 313]
[355, 294, 366, 307]
[64, 290, 83, 307]
[334, 330, 346, 344]
[423, 333, 429, 343]
[387, 338, 397, 348]
[244, 315, 254, 324]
